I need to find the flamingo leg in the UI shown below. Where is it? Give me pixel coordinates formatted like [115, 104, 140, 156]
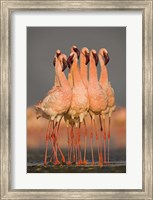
[50, 122, 60, 165]
[44, 120, 52, 165]
[77, 123, 82, 165]
[54, 119, 65, 163]
[75, 143, 77, 164]
[50, 121, 57, 160]
[74, 126, 78, 164]
[50, 148, 54, 163]
[49, 121, 54, 163]
[93, 118, 100, 164]
[103, 118, 107, 164]
[49, 120, 54, 157]
[90, 116, 94, 165]
[67, 126, 71, 165]
[54, 122, 58, 158]
[70, 126, 75, 163]
[98, 115, 103, 166]
[69, 127, 73, 163]
[50, 136, 60, 165]
[83, 119, 87, 165]
[49, 120, 54, 162]
[56, 143, 65, 163]
[108, 116, 111, 164]
[50, 120, 56, 163]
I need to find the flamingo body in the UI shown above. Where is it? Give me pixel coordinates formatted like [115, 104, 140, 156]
[88, 49, 107, 117]
[98, 48, 116, 117]
[68, 52, 89, 124]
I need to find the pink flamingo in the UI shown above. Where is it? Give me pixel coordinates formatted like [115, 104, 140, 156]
[88, 49, 107, 166]
[79, 47, 90, 164]
[35, 50, 72, 165]
[67, 51, 89, 165]
[98, 48, 116, 164]
[64, 46, 80, 165]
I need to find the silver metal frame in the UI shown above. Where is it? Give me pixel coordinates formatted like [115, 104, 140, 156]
[0, 1, 152, 199]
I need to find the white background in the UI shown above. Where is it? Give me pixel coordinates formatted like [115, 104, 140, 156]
[11, 11, 142, 189]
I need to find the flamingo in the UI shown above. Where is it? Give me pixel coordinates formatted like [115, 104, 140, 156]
[35, 50, 72, 165]
[53, 51, 61, 87]
[64, 45, 80, 164]
[79, 47, 90, 164]
[88, 49, 107, 166]
[98, 48, 116, 164]
[64, 45, 86, 165]
[67, 51, 89, 165]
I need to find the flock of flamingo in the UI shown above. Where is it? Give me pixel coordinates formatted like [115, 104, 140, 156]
[35, 45, 116, 167]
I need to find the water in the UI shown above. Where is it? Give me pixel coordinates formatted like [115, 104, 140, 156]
[27, 148, 126, 173]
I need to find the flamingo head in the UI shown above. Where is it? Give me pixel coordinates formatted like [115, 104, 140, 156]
[53, 49, 61, 66]
[99, 48, 110, 65]
[90, 49, 99, 66]
[71, 45, 80, 59]
[56, 49, 61, 57]
[81, 47, 90, 65]
[67, 52, 77, 68]
[60, 54, 68, 72]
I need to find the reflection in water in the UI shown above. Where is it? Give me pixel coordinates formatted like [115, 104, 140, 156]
[27, 148, 126, 173]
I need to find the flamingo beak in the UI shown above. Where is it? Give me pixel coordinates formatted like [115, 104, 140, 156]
[56, 52, 61, 57]
[104, 52, 110, 65]
[53, 57, 56, 66]
[85, 53, 90, 65]
[93, 53, 99, 66]
[67, 54, 74, 68]
[62, 58, 68, 71]
[73, 47, 80, 59]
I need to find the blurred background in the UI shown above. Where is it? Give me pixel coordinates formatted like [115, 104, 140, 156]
[27, 27, 126, 165]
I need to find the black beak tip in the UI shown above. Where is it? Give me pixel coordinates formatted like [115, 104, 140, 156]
[105, 54, 110, 65]
[85, 54, 90, 65]
[53, 57, 56, 66]
[67, 54, 74, 68]
[94, 53, 99, 66]
[77, 50, 80, 59]
[62, 59, 68, 71]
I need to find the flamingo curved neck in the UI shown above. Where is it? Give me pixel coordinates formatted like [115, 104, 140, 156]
[89, 57, 98, 83]
[99, 55, 109, 86]
[54, 75, 60, 86]
[68, 69, 73, 88]
[55, 61, 70, 89]
[80, 53, 88, 87]
[72, 59, 82, 87]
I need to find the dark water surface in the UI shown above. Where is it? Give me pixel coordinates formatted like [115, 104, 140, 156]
[27, 148, 126, 173]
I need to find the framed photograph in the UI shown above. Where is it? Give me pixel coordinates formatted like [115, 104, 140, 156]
[1, 0, 152, 199]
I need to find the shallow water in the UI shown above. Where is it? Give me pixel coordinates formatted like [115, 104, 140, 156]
[27, 148, 126, 173]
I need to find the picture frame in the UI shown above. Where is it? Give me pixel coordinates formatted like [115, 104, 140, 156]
[0, 0, 152, 199]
